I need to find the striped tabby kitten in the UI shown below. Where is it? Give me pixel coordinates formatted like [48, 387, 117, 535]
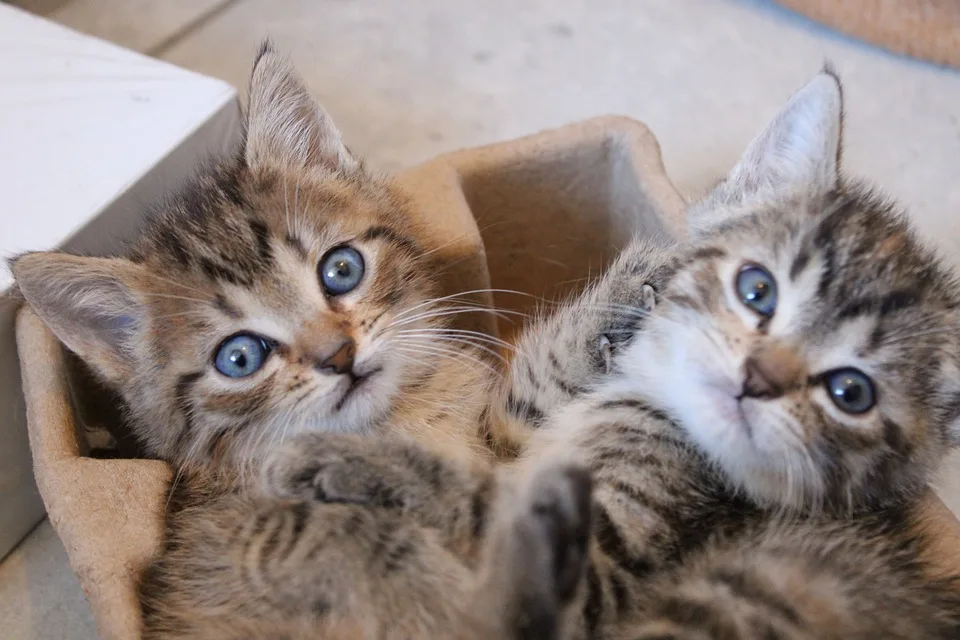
[13, 46, 593, 639]
[273, 70, 960, 639]
[15, 44, 493, 477]
[512, 69, 960, 638]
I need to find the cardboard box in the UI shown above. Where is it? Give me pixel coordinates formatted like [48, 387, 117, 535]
[0, 3, 240, 560]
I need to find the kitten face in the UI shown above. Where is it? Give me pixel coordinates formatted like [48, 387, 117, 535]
[126, 163, 438, 469]
[13, 45, 445, 474]
[621, 71, 960, 510]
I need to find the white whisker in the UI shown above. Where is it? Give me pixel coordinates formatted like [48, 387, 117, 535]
[283, 173, 291, 237]
[392, 342, 501, 377]
[881, 327, 956, 346]
[396, 334, 509, 366]
[396, 328, 516, 351]
[389, 306, 524, 329]
[391, 289, 536, 322]
[293, 175, 301, 237]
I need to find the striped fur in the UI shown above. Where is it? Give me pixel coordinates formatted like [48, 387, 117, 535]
[138, 435, 592, 639]
[491, 235, 678, 451]
[497, 70, 960, 638]
[16, 56, 960, 638]
[14, 45, 589, 639]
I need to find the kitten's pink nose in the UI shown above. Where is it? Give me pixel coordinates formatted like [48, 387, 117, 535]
[741, 343, 804, 399]
[742, 356, 781, 398]
[318, 338, 356, 375]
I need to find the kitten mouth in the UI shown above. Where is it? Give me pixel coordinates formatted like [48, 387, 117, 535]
[334, 368, 382, 411]
[736, 405, 753, 441]
[703, 384, 752, 440]
[724, 393, 751, 440]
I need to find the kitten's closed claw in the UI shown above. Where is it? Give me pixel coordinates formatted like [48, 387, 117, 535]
[261, 434, 410, 506]
[640, 284, 657, 312]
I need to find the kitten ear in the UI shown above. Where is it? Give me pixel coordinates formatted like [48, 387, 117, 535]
[714, 69, 843, 207]
[244, 41, 357, 172]
[12, 253, 147, 385]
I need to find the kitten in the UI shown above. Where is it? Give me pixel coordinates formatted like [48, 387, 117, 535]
[521, 68, 960, 638]
[13, 43, 496, 480]
[13, 45, 592, 639]
[268, 69, 960, 639]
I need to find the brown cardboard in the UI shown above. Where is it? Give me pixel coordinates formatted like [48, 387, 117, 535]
[15, 117, 960, 639]
[775, 0, 960, 70]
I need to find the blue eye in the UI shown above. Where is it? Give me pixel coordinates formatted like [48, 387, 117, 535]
[214, 333, 271, 378]
[736, 265, 778, 317]
[824, 368, 876, 415]
[320, 246, 365, 296]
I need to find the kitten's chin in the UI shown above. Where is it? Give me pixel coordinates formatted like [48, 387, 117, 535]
[673, 385, 748, 464]
[327, 370, 396, 431]
[333, 369, 382, 411]
[676, 386, 817, 510]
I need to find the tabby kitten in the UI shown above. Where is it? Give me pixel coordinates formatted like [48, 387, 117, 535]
[268, 70, 960, 639]
[14, 43, 495, 478]
[13, 45, 592, 639]
[519, 69, 960, 638]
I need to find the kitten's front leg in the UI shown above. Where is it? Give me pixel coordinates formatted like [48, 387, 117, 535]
[491, 245, 666, 452]
[261, 433, 496, 553]
[470, 460, 594, 640]
[145, 458, 595, 640]
[259, 433, 596, 638]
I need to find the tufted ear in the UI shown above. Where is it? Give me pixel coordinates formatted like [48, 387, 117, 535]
[728, 70, 842, 200]
[244, 41, 357, 173]
[11, 252, 148, 385]
[692, 69, 844, 233]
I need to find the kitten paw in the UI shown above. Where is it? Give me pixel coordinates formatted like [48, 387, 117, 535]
[261, 434, 433, 509]
[524, 463, 593, 604]
[307, 454, 408, 507]
[489, 462, 593, 639]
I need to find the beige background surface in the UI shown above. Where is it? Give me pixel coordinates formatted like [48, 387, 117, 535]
[4, 1, 960, 638]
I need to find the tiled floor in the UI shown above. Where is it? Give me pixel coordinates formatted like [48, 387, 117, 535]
[5, 0, 960, 637]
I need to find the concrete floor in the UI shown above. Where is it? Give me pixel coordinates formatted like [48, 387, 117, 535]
[4, 0, 960, 637]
